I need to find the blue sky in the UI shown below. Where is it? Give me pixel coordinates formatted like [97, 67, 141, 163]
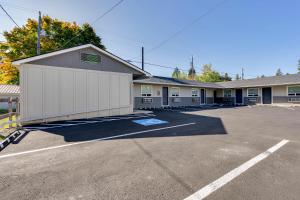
[1, 0, 300, 78]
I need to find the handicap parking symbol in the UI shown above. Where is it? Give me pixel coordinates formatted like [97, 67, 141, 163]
[132, 118, 168, 126]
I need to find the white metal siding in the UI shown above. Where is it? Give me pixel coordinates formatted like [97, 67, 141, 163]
[21, 64, 133, 122]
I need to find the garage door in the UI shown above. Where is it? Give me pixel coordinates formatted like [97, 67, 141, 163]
[20, 64, 132, 122]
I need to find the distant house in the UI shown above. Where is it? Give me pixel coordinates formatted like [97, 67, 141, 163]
[0, 85, 20, 110]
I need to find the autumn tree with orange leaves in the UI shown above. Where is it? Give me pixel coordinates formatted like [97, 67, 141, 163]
[0, 15, 105, 84]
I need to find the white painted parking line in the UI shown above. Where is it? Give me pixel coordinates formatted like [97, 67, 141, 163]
[24, 114, 155, 131]
[0, 122, 195, 159]
[184, 139, 289, 200]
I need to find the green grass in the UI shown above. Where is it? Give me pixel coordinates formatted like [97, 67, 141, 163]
[0, 134, 5, 141]
[0, 115, 17, 129]
[0, 109, 8, 115]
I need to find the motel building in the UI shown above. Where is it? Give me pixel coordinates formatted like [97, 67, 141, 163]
[12, 44, 300, 124]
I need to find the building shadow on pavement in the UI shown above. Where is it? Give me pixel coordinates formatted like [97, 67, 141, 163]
[33, 110, 227, 142]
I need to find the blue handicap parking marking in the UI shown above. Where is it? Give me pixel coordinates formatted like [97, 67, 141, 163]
[132, 118, 168, 126]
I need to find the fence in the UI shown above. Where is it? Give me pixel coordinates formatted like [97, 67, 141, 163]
[0, 97, 20, 130]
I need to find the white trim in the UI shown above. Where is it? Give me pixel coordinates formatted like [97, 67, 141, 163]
[12, 44, 150, 76]
[191, 88, 199, 97]
[141, 84, 152, 97]
[247, 88, 259, 97]
[170, 87, 180, 97]
[287, 85, 300, 96]
[271, 86, 274, 104]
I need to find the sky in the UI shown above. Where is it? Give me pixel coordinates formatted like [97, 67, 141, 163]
[1, 0, 300, 79]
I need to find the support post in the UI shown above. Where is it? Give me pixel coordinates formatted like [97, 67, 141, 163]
[142, 46, 144, 70]
[8, 97, 12, 129]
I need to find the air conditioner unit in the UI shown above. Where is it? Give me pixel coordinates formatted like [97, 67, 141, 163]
[288, 97, 300, 102]
[192, 97, 200, 102]
[142, 98, 153, 103]
[172, 97, 181, 103]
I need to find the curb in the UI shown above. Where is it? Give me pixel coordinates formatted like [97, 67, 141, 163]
[0, 129, 28, 151]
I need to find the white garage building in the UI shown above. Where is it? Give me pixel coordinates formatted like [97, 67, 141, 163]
[13, 44, 149, 124]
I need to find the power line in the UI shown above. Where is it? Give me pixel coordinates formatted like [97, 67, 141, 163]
[129, 60, 189, 72]
[0, 4, 20, 28]
[0, 2, 39, 12]
[61, 0, 125, 48]
[129, 0, 229, 60]
[129, 60, 237, 77]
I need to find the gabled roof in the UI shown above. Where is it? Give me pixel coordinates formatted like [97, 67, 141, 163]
[12, 44, 150, 76]
[133, 76, 223, 88]
[217, 73, 300, 88]
[0, 85, 20, 95]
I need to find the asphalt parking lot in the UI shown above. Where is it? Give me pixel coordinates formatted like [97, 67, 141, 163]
[0, 106, 299, 200]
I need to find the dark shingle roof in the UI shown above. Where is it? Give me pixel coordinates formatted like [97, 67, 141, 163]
[133, 76, 223, 88]
[217, 73, 300, 88]
[134, 74, 300, 89]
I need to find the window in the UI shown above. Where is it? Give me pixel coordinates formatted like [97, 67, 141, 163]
[224, 89, 232, 97]
[141, 85, 152, 96]
[171, 87, 179, 97]
[192, 88, 199, 97]
[81, 53, 101, 63]
[247, 88, 258, 97]
[288, 86, 300, 96]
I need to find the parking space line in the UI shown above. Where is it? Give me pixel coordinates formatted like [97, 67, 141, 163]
[0, 122, 195, 159]
[184, 139, 289, 200]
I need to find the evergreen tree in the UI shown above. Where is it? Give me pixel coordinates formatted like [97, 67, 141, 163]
[221, 73, 232, 81]
[275, 68, 283, 76]
[235, 74, 241, 80]
[172, 67, 180, 79]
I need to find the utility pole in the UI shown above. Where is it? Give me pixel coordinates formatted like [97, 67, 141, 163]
[37, 11, 42, 55]
[242, 68, 244, 80]
[141, 46, 144, 70]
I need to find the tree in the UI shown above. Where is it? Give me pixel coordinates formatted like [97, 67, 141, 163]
[197, 64, 222, 82]
[178, 71, 188, 79]
[298, 60, 300, 74]
[275, 68, 283, 76]
[221, 73, 232, 81]
[235, 74, 241, 80]
[172, 67, 180, 79]
[0, 15, 105, 84]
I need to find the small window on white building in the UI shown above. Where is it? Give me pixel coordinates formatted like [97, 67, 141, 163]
[224, 89, 232, 97]
[171, 87, 180, 97]
[288, 86, 300, 96]
[192, 88, 199, 97]
[141, 85, 152, 96]
[247, 88, 258, 97]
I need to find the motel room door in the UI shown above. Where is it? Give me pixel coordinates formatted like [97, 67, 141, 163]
[162, 87, 169, 106]
[200, 89, 206, 104]
[235, 89, 243, 104]
[262, 87, 272, 104]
